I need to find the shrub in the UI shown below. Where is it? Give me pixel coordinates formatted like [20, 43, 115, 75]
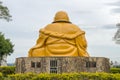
[110, 68, 120, 73]
[0, 66, 15, 76]
[0, 72, 3, 79]
[8, 72, 36, 80]
[27, 72, 120, 80]
[1, 72, 120, 80]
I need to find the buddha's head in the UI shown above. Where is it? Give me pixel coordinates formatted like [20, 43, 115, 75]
[53, 11, 71, 23]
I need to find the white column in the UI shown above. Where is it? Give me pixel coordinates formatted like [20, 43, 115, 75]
[113, 23, 120, 44]
[1, 54, 7, 66]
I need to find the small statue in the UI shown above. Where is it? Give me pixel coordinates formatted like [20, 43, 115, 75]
[28, 11, 89, 57]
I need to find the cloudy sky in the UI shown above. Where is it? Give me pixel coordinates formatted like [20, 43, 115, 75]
[0, 0, 120, 63]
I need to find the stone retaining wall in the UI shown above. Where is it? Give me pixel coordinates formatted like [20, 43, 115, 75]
[15, 57, 110, 73]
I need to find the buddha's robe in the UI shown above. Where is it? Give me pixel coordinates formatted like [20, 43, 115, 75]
[28, 11, 89, 57]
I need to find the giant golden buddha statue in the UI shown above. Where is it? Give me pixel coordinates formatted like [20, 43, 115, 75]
[28, 11, 89, 57]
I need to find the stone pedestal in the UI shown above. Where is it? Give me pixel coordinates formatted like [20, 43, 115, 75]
[15, 57, 110, 73]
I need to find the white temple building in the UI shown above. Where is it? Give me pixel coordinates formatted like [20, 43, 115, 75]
[0, 55, 7, 66]
[113, 23, 120, 44]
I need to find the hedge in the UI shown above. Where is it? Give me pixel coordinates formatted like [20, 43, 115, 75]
[0, 72, 3, 79]
[110, 68, 120, 73]
[4, 72, 120, 80]
[0, 66, 15, 76]
[0, 66, 120, 79]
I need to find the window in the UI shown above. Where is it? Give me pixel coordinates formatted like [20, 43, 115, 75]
[31, 61, 41, 68]
[86, 61, 96, 68]
[37, 62, 41, 68]
[50, 60, 57, 73]
[31, 61, 35, 68]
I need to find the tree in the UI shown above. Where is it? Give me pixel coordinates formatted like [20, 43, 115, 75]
[0, 1, 11, 21]
[0, 32, 14, 66]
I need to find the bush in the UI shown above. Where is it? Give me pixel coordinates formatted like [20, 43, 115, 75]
[8, 72, 36, 80]
[0, 66, 120, 79]
[0, 72, 3, 79]
[110, 68, 120, 73]
[1, 72, 120, 80]
[0, 66, 15, 76]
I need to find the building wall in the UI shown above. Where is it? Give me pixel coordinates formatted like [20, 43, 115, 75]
[15, 57, 110, 73]
[0, 55, 7, 66]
